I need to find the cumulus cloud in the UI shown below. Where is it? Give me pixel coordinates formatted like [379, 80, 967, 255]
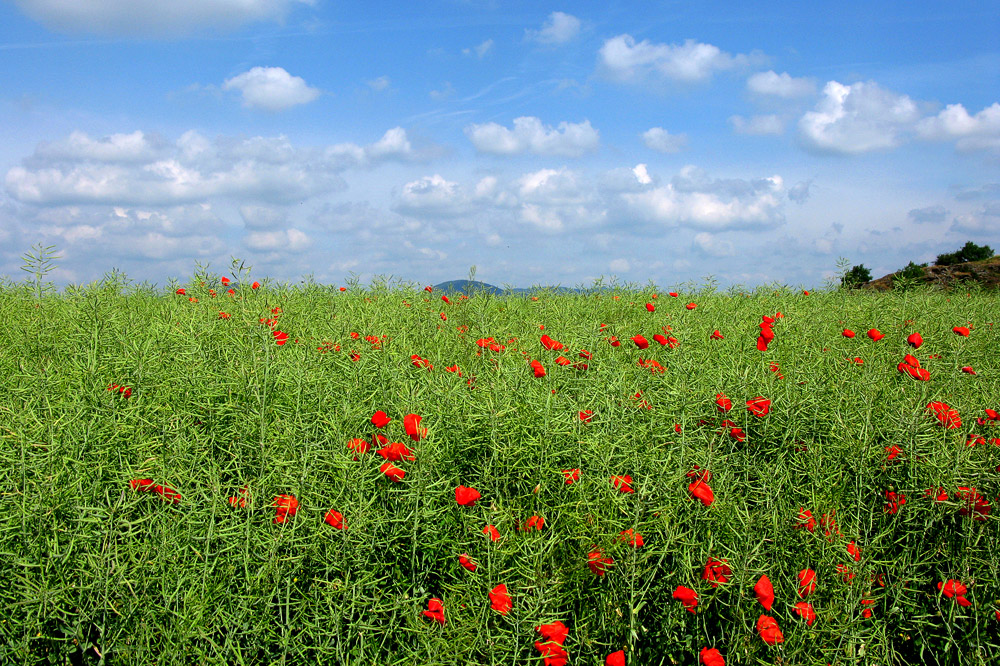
[12, 0, 311, 37]
[622, 166, 786, 230]
[223, 67, 320, 111]
[393, 174, 468, 218]
[642, 127, 687, 153]
[916, 102, 1000, 152]
[526, 11, 581, 44]
[598, 35, 751, 84]
[787, 180, 812, 204]
[244, 228, 310, 252]
[950, 202, 1000, 232]
[463, 39, 494, 58]
[730, 114, 784, 135]
[465, 116, 599, 157]
[693, 232, 735, 257]
[633, 164, 652, 185]
[798, 80, 920, 154]
[747, 71, 815, 98]
[908, 204, 948, 224]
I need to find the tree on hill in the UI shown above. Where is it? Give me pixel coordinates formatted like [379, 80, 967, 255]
[936, 241, 994, 266]
[841, 264, 872, 288]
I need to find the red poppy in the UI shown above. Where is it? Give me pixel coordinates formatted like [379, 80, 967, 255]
[837, 564, 855, 584]
[907, 332, 923, 348]
[380, 461, 405, 482]
[273, 495, 298, 524]
[702, 558, 731, 587]
[686, 302, 697, 310]
[669, 292, 678, 297]
[540, 334, 564, 351]
[754, 575, 775, 611]
[631, 334, 649, 349]
[672, 585, 698, 613]
[228, 484, 250, 508]
[847, 541, 861, 562]
[522, 515, 545, 531]
[175, 288, 186, 295]
[324, 509, 345, 529]
[220, 277, 230, 286]
[938, 579, 972, 606]
[378, 441, 415, 462]
[403, 413, 427, 441]
[644, 302, 655, 313]
[579, 349, 592, 359]
[715, 393, 732, 412]
[458, 553, 478, 572]
[689, 479, 715, 506]
[554, 356, 571, 366]
[797, 568, 817, 597]
[607, 336, 621, 347]
[371, 411, 391, 428]
[483, 524, 500, 541]
[606, 650, 626, 666]
[842, 329, 856, 338]
[962, 366, 976, 375]
[489, 583, 512, 614]
[455, 485, 481, 506]
[700, 647, 725, 666]
[956, 487, 991, 520]
[422, 597, 445, 625]
[530, 359, 547, 377]
[884, 490, 906, 514]
[867, 328, 884, 341]
[728, 427, 746, 442]
[746, 396, 771, 417]
[953, 326, 970, 337]
[611, 475, 634, 493]
[562, 469, 580, 484]
[926, 487, 949, 502]
[978, 408, 999, 425]
[339, 286, 347, 292]
[445, 364, 462, 375]
[757, 615, 784, 644]
[272, 330, 289, 345]
[796, 507, 817, 532]
[411, 354, 433, 369]
[588, 549, 613, 576]
[651, 333, 667, 346]
[861, 599, 874, 618]
[710, 330, 724, 340]
[794, 602, 817, 626]
[441, 295, 450, 305]
[579, 410, 594, 422]
[885, 445, 902, 461]
[250, 281, 260, 289]
[927, 401, 962, 429]
[535, 621, 569, 666]
[619, 529, 644, 548]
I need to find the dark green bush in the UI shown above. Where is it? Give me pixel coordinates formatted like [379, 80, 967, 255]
[936, 241, 994, 266]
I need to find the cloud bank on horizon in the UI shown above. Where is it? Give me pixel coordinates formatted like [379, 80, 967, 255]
[0, 1, 998, 289]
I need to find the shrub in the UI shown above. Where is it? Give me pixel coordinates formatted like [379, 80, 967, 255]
[935, 241, 994, 266]
[841, 264, 872, 288]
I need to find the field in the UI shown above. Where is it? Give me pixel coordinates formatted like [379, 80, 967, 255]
[1, 274, 999, 665]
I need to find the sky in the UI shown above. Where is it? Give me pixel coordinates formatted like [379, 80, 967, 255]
[0, 0, 998, 290]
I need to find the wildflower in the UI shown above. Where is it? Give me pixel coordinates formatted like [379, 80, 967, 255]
[631, 334, 649, 349]
[606, 650, 626, 666]
[860, 599, 875, 618]
[927, 401, 962, 429]
[962, 366, 976, 375]
[797, 568, 817, 597]
[686, 302, 697, 310]
[756, 615, 784, 645]
[535, 621, 569, 666]
[251, 281, 260, 290]
[611, 475, 634, 493]
[700, 647, 726, 666]
[371, 411, 392, 428]
[619, 529, 644, 548]
[754, 575, 775, 611]
[938, 579, 972, 607]
[715, 393, 732, 412]
[884, 490, 906, 514]
[458, 554, 477, 572]
[953, 326, 970, 337]
[455, 485, 481, 506]
[710, 329, 724, 340]
[956, 487, 991, 520]
[324, 509, 345, 529]
[842, 329, 856, 338]
[380, 462, 405, 482]
[522, 515, 545, 531]
[746, 396, 771, 417]
[482, 524, 501, 541]
[530, 359, 547, 377]
[562, 469, 580, 484]
[796, 507, 817, 532]
[272, 330, 289, 345]
[672, 586, 698, 613]
[907, 332, 923, 348]
[885, 445, 902, 461]
[489, 583, 512, 614]
[689, 479, 715, 506]
[175, 288, 186, 295]
[411, 354, 432, 369]
[540, 334, 564, 351]
[221, 277, 230, 285]
[588, 549, 613, 576]
[403, 413, 427, 441]
[273, 495, 298, 524]
[378, 441, 415, 462]
[847, 541, 862, 562]
[794, 602, 817, 626]
[422, 598, 445, 625]
[867, 328, 884, 341]
[579, 410, 594, 422]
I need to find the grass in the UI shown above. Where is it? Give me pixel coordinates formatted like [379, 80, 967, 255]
[1, 275, 998, 665]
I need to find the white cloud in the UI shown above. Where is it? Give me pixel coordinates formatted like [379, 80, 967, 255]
[798, 80, 920, 154]
[33, 130, 161, 163]
[598, 35, 750, 83]
[367, 76, 391, 92]
[223, 67, 320, 111]
[609, 258, 630, 272]
[245, 228, 310, 252]
[747, 71, 815, 98]
[950, 202, 1000, 232]
[394, 174, 467, 218]
[908, 204, 948, 224]
[11, 0, 312, 37]
[916, 102, 1000, 152]
[693, 232, 734, 257]
[463, 39, 494, 58]
[465, 116, 599, 157]
[526, 12, 581, 44]
[240, 205, 288, 230]
[633, 164, 652, 185]
[642, 127, 687, 153]
[787, 180, 812, 204]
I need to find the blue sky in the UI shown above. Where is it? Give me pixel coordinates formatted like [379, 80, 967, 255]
[1, 1, 998, 289]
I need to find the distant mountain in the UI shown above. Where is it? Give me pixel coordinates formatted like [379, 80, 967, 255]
[432, 280, 587, 296]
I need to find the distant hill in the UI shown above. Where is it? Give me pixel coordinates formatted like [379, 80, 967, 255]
[431, 280, 586, 296]
[862, 255, 1000, 291]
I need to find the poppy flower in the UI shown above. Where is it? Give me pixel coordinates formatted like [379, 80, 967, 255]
[956, 487, 991, 520]
[611, 475, 635, 493]
[273, 494, 298, 524]
[403, 413, 427, 441]
[441, 295, 450, 304]
[953, 326, 970, 337]
[221, 277, 230, 286]
[700, 647, 725, 666]
[927, 401, 962, 429]
[796, 507, 817, 532]
[540, 334, 564, 351]
[422, 598, 445, 625]
[380, 461, 405, 482]
[885, 445, 902, 461]
[651, 333, 667, 346]
[530, 360, 547, 377]
[926, 487, 949, 502]
[619, 529, 644, 548]
[228, 484, 250, 508]
[272, 330, 289, 345]
[938, 579, 972, 607]
[458, 553, 478, 572]
[455, 485, 481, 506]
[837, 564, 855, 584]
[686, 302, 697, 310]
[977, 408, 999, 425]
[536, 620, 569, 645]
[728, 427, 747, 442]
[378, 441, 415, 462]
[861, 599, 874, 618]
[631, 334, 649, 349]
[445, 364, 462, 375]
[754, 575, 775, 611]
[842, 329, 856, 338]
[710, 330, 724, 340]
[489, 583, 512, 614]
[847, 541, 862, 562]
[562, 469, 580, 484]
[688, 479, 715, 506]
[483, 524, 500, 541]
[579, 349, 592, 360]
[606, 650, 626, 666]
[757, 615, 784, 645]
[411, 354, 433, 369]
[746, 396, 771, 417]
[522, 515, 545, 531]
[715, 393, 732, 412]
[535, 621, 569, 666]
[588, 549, 613, 576]
[669, 292, 679, 297]
[907, 332, 923, 348]
[579, 410, 594, 423]
[962, 366, 976, 375]
[554, 356, 571, 366]
[175, 288, 186, 295]
[702, 558, 731, 587]
[250, 281, 260, 289]
[794, 602, 817, 626]
[797, 568, 817, 597]
[371, 411, 392, 428]
[324, 509, 345, 529]
[672, 585, 698, 613]
[607, 336, 621, 347]
[884, 490, 906, 514]
[645, 303, 655, 313]
[867, 328, 884, 341]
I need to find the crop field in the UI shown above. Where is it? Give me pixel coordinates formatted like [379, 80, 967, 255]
[1, 274, 999, 665]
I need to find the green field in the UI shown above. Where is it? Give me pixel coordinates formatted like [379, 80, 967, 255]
[1, 275, 998, 665]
